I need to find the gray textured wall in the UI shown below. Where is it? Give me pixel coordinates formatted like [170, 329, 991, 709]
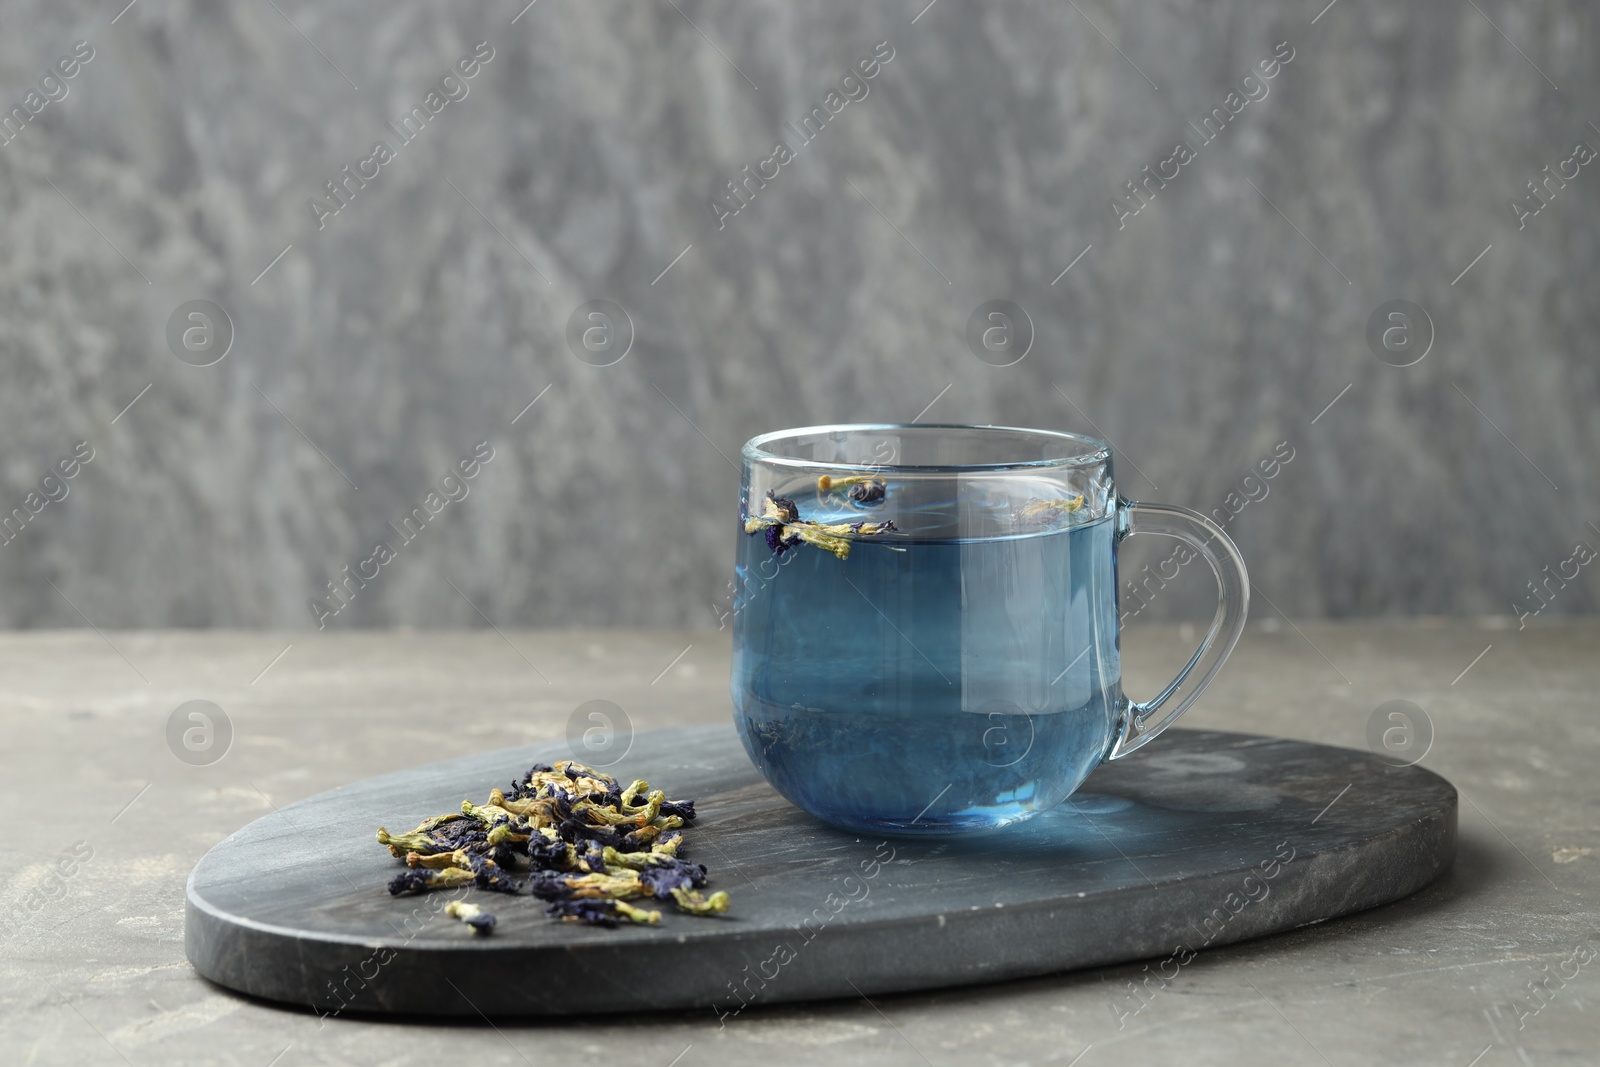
[1, 0, 1596, 630]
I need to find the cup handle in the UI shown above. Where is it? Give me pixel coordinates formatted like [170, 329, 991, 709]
[1104, 498, 1249, 761]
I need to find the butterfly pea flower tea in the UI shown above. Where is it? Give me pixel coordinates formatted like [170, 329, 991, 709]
[732, 424, 1249, 835]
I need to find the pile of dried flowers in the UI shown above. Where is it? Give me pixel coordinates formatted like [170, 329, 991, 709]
[376, 760, 728, 931]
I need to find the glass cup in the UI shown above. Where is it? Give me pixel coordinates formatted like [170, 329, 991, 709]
[730, 423, 1248, 835]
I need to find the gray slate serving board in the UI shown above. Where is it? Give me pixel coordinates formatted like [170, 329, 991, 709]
[185, 726, 1456, 1018]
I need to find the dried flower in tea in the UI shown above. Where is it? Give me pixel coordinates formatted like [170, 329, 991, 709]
[1019, 495, 1087, 528]
[817, 473, 888, 505]
[745, 491, 896, 560]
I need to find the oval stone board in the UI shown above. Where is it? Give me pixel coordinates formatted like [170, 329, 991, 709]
[186, 726, 1455, 1017]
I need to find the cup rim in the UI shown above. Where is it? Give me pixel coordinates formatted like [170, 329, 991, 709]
[742, 422, 1111, 474]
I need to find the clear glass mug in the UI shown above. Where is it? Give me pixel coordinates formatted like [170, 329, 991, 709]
[729, 424, 1249, 835]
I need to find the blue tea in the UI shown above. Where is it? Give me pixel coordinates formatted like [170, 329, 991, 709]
[731, 511, 1123, 834]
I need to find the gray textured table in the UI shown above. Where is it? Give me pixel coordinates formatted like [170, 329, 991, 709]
[2, 621, 1596, 1065]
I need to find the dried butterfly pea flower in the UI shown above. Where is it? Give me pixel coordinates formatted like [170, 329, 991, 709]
[524, 827, 569, 870]
[502, 764, 616, 812]
[767, 493, 800, 524]
[637, 861, 709, 901]
[670, 888, 731, 915]
[658, 799, 696, 822]
[435, 818, 493, 850]
[524, 871, 574, 901]
[615, 823, 674, 850]
[537, 761, 620, 799]
[565, 815, 684, 855]
[817, 474, 887, 505]
[555, 817, 620, 848]
[445, 900, 497, 935]
[470, 858, 523, 895]
[797, 519, 897, 560]
[766, 523, 802, 556]
[388, 867, 475, 895]
[598, 845, 685, 871]
[503, 762, 552, 802]
[554, 820, 671, 852]
[459, 799, 520, 827]
[617, 779, 656, 810]
[545, 898, 661, 927]
[849, 480, 886, 504]
[491, 791, 570, 828]
[573, 790, 664, 827]
[562, 760, 618, 781]
[376, 814, 478, 858]
[485, 822, 532, 848]
[576, 839, 609, 874]
[528, 868, 646, 901]
[744, 491, 896, 560]
[1019, 495, 1087, 528]
[405, 849, 471, 871]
